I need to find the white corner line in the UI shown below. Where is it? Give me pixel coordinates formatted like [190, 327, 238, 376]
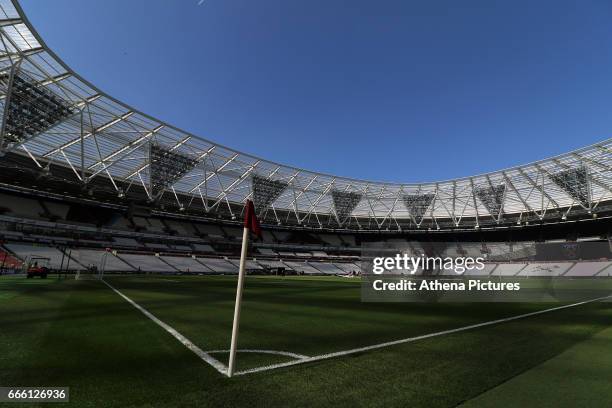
[102, 279, 228, 376]
[234, 295, 612, 376]
[205, 349, 310, 360]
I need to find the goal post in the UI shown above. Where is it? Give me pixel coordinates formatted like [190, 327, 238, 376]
[74, 248, 109, 281]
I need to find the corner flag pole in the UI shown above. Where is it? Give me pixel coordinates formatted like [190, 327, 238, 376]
[227, 226, 249, 377]
[228, 200, 260, 377]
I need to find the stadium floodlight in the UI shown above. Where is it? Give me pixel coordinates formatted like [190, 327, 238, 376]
[251, 174, 289, 215]
[403, 194, 435, 224]
[331, 190, 362, 226]
[0, 72, 74, 150]
[36, 167, 50, 180]
[149, 144, 199, 200]
[549, 166, 591, 209]
[475, 184, 505, 221]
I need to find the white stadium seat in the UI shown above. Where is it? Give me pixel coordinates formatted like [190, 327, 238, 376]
[161, 256, 212, 273]
[5, 243, 82, 270]
[117, 254, 176, 272]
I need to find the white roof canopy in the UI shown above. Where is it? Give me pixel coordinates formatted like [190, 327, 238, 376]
[0, 0, 610, 230]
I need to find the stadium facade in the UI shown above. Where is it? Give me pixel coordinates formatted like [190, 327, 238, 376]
[0, 0, 610, 277]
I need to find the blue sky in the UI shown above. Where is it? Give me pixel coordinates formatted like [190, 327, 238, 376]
[20, 0, 612, 182]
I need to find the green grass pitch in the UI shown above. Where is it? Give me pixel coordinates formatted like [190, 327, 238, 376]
[1, 274, 611, 407]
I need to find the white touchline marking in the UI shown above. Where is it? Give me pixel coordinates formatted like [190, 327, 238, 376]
[234, 295, 612, 376]
[205, 349, 310, 360]
[102, 280, 228, 375]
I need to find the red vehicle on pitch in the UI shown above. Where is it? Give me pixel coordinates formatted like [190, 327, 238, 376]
[26, 258, 51, 278]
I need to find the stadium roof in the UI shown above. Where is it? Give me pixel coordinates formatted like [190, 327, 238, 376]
[0, 0, 610, 230]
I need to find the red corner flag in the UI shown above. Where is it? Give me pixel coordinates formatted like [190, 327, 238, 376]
[244, 199, 261, 239]
[228, 199, 261, 377]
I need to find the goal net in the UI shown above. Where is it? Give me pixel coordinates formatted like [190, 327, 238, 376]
[73, 249, 109, 281]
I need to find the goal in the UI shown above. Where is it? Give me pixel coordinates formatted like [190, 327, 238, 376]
[75, 250, 108, 281]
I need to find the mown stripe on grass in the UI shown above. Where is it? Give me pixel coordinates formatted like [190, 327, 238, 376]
[461, 313, 612, 407]
[235, 295, 612, 376]
[103, 279, 228, 375]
